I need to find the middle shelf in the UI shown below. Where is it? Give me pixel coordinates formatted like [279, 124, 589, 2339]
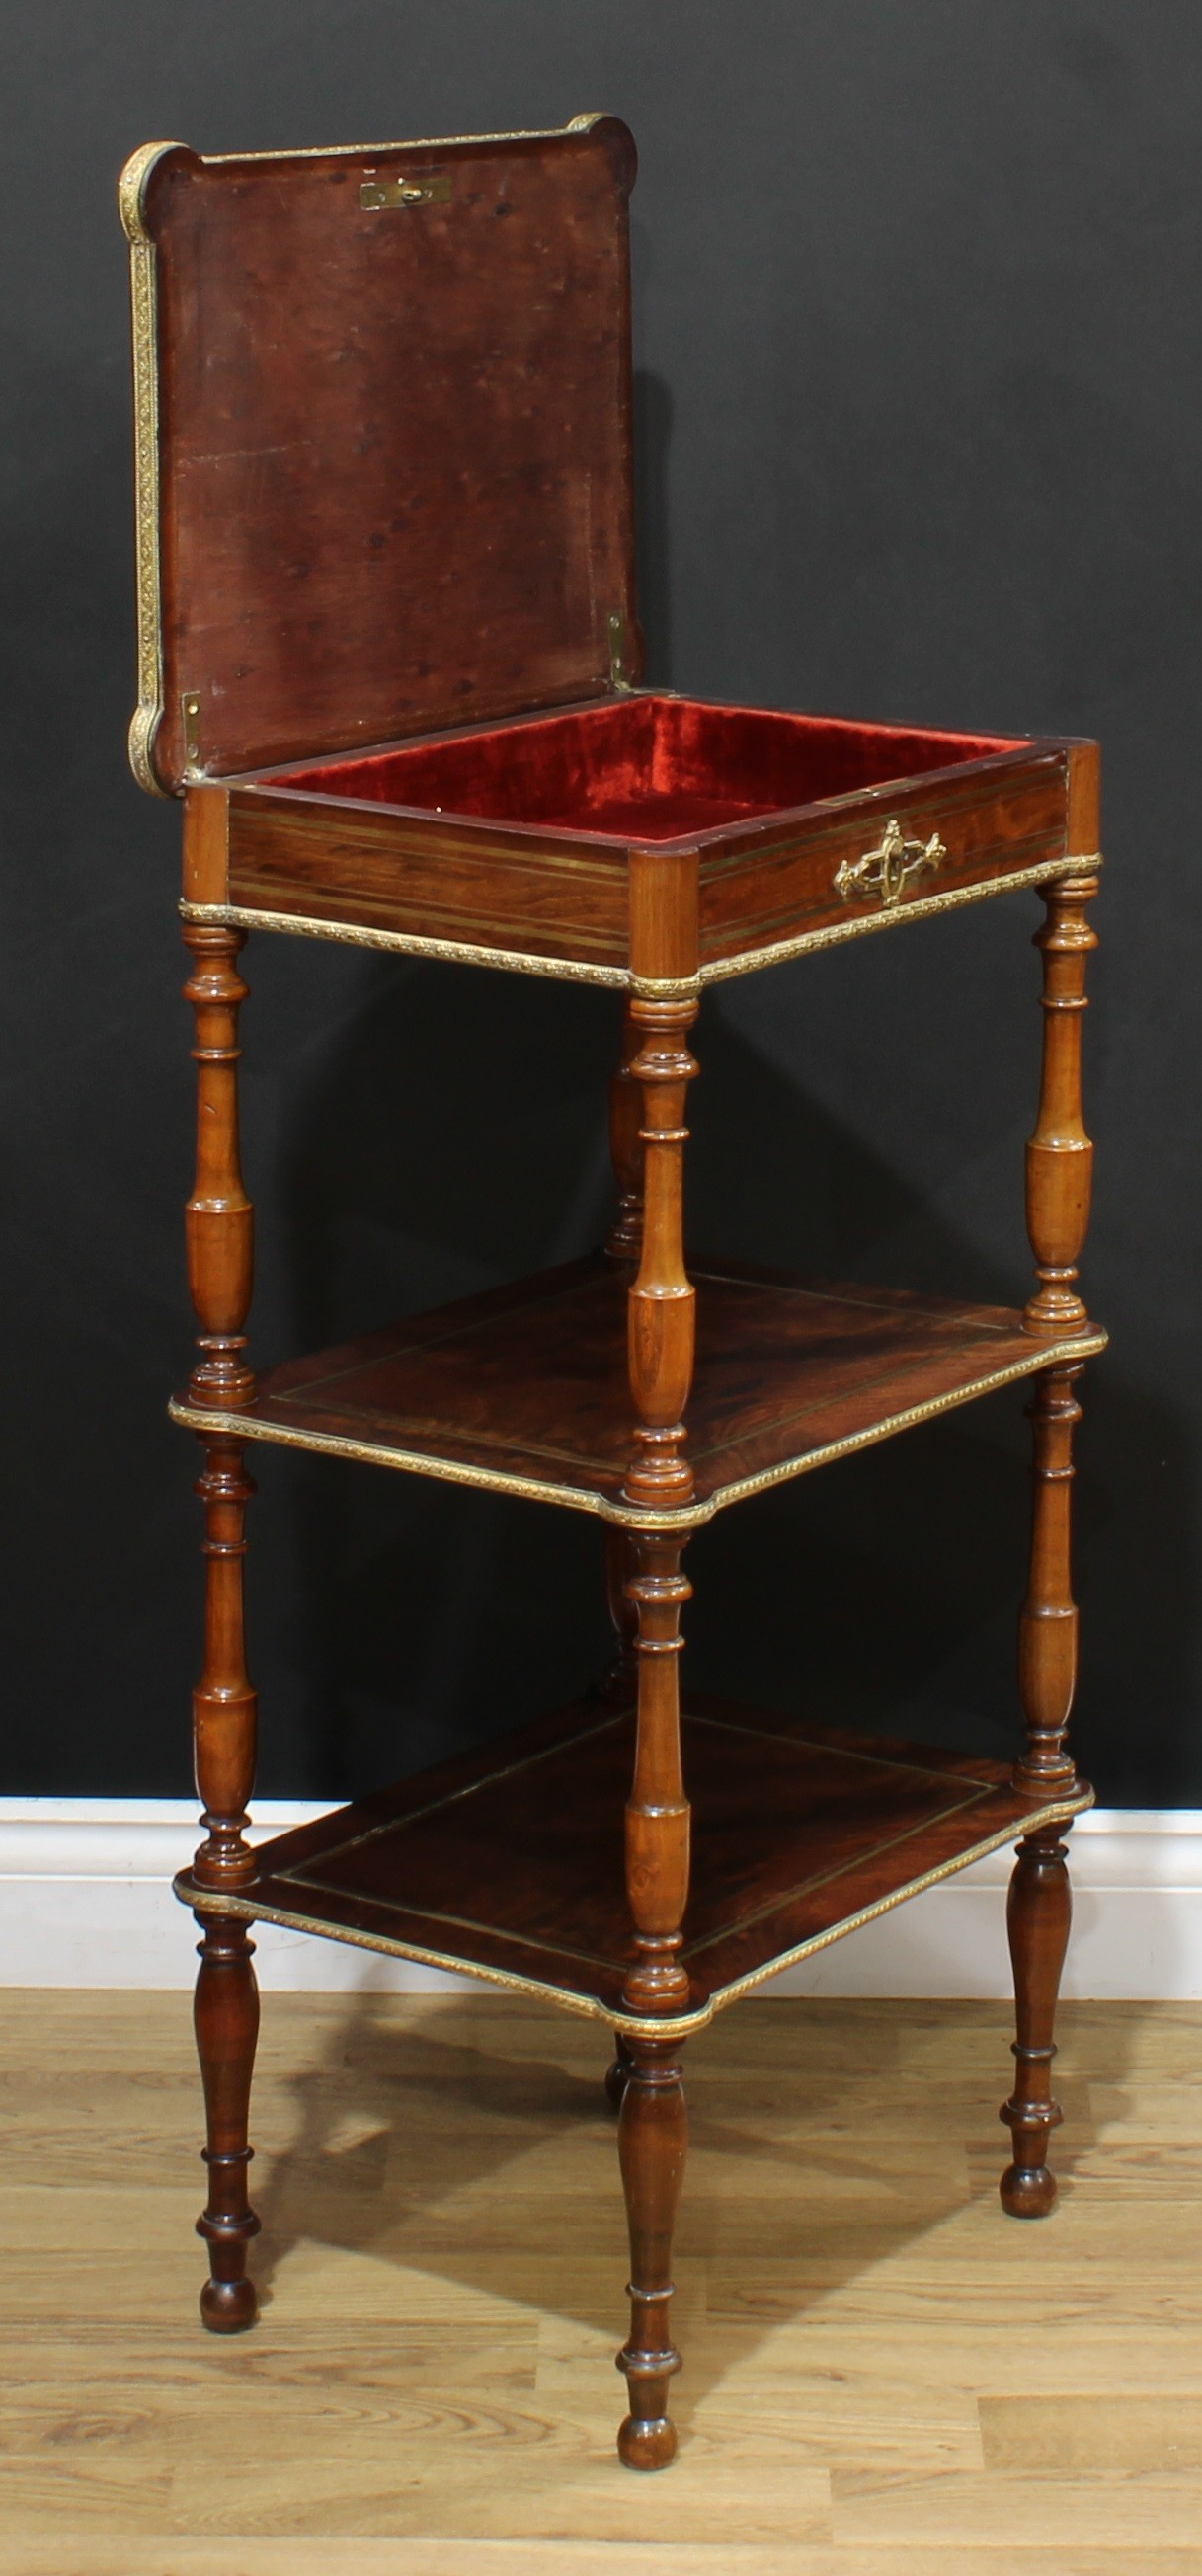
[171, 1251, 1107, 1529]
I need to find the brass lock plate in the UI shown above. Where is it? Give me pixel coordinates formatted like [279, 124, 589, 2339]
[361, 172, 452, 211]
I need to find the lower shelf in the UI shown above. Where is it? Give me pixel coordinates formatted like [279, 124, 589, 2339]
[177, 1693, 1093, 2036]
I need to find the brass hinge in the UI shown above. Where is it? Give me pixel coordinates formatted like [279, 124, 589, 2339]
[608, 610, 635, 693]
[361, 170, 452, 211]
[181, 691, 202, 775]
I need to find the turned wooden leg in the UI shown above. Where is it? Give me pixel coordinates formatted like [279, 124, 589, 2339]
[194, 1913, 262, 2326]
[1001, 833, 1098, 2216]
[183, 921, 261, 2322]
[605, 998, 645, 1263]
[616, 2036, 687, 2469]
[610, 1535, 692, 2463]
[622, 997, 699, 1511]
[604, 2028, 636, 2113]
[190, 1433, 261, 2324]
[1001, 1829, 1072, 2216]
[1000, 1365, 1082, 2218]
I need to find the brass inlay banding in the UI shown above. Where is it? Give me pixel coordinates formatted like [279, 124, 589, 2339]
[179, 900, 631, 988]
[176, 906, 629, 983]
[694, 851, 1104, 990]
[169, 1322, 1107, 1532]
[697, 1785, 1094, 2015]
[173, 1782, 1092, 2038]
[181, 853, 1103, 997]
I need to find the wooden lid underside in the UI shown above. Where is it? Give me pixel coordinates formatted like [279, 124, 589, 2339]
[120, 117, 640, 795]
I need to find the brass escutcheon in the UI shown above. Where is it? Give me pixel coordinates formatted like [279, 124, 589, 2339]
[361, 172, 452, 211]
[835, 819, 947, 908]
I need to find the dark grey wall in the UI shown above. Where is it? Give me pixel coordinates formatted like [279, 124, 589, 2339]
[3, 2, 1198, 1800]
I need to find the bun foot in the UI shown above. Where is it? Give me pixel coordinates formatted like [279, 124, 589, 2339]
[1000, 2159, 1058, 2220]
[618, 2408, 678, 2471]
[200, 2274, 258, 2332]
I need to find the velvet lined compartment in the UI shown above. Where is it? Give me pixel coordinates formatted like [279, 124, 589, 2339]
[267, 695, 1023, 843]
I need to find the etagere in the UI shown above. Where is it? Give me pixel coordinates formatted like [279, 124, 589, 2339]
[120, 116, 1104, 2471]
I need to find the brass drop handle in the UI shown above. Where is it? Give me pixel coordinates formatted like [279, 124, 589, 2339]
[835, 819, 947, 908]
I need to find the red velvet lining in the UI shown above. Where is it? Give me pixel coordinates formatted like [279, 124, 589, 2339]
[267, 695, 1023, 842]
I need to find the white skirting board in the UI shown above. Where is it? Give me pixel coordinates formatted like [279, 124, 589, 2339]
[1, 1800, 1200, 1998]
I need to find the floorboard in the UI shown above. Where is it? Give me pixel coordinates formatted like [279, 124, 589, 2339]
[0, 1991, 1198, 2571]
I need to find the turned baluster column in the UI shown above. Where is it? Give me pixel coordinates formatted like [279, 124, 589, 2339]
[606, 998, 645, 1262]
[1015, 1366, 1082, 1801]
[182, 916, 261, 2326]
[598, 1503, 637, 2110]
[596, 1529, 644, 2100]
[597, 992, 652, 1701]
[614, 1536, 691, 2467]
[1002, 849, 1098, 2217]
[184, 920, 255, 1412]
[623, 1540, 692, 2021]
[1023, 870, 1098, 1341]
[622, 998, 699, 1511]
[1002, 1366, 1081, 2218]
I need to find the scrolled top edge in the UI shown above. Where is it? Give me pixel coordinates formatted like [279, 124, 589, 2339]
[117, 139, 187, 242]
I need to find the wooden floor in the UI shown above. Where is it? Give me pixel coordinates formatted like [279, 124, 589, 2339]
[2, 1991, 1200, 2574]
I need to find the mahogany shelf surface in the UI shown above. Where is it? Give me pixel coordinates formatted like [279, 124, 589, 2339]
[176, 1691, 1093, 2035]
[170, 1252, 1108, 1531]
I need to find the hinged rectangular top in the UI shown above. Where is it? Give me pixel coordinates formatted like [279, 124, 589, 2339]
[120, 116, 640, 795]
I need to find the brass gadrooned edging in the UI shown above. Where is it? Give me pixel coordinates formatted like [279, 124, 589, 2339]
[119, 141, 183, 799]
[179, 854, 1103, 993]
[702, 1786, 1095, 2013]
[164, 114, 617, 173]
[178, 899, 633, 988]
[697, 852, 1105, 986]
[167, 1322, 1107, 1534]
[171, 1777, 1092, 2037]
[170, 1869, 711, 2036]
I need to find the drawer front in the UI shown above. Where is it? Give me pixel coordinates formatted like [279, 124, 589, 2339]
[698, 751, 1074, 973]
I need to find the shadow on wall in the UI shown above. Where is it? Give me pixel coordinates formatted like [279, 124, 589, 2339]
[261, 948, 1193, 1806]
